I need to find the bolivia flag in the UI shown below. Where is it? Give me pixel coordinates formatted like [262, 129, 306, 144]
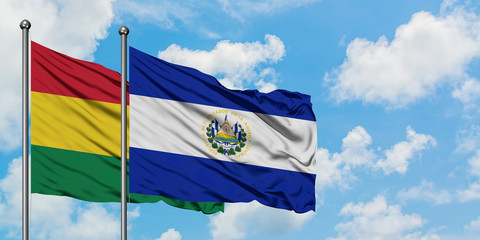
[30, 41, 223, 214]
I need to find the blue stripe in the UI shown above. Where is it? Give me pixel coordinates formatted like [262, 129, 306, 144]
[129, 147, 316, 213]
[129, 47, 316, 121]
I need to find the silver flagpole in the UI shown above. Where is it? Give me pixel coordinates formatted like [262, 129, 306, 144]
[119, 25, 129, 240]
[20, 19, 31, 240]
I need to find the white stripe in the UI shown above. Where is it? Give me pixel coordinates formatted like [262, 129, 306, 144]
[130, 95, 317, 174]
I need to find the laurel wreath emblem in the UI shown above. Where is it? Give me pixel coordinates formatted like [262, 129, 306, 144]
[205, 120, 247, 156]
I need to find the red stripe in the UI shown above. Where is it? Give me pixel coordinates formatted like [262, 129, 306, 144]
[31, 41, 129, 104]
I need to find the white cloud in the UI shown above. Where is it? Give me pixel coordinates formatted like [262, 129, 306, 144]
[0, 0, 115, 151]
[465, 216, 480, 232]
[114, 0, 194, 29]
[0, 157, 120, 239]
[455, 125, 480, 154]
[469, 150, 480, 178]
[328, 195, 439, 240]
[338, 35, 347, 47]
[315, 148, 352, 190]
[49, 203, 119, 240]
[397, 180, 452, 205]
[158, 34, 285, 90]
[452, 78, 480, 107]
[254, 68, 279, 93]
[127, 206, 141, 231]
[115, 0, 319, 37]
[128, 206, 140, 220]
[375, 126, 436, 175]
[0, 157, 22, 236]
[404, 232, 442, 240]
[255, 79, 278, 93]
[457, 182, 480, 202]
[440, 0, 460, 13]
[326, 7, 480, 108]
[317, 126, 435, 190]
[340, 126, 376, 167]
[316, 126, 375, 190]
[217, 0, 321, 20]
[155, 228, 182, 240]
[113, 0, 227, 39]
[457, 150, 480, 202]
[208, 201, 314, 240]
[5, 0, 115, 60]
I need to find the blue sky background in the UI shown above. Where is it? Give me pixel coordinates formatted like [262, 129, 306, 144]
[1, 0, 480, 239]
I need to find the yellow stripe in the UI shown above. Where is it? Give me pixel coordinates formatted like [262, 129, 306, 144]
[32, 92, 129, 157]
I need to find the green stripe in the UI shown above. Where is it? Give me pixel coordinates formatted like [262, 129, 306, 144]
[31, 145, 223, 214]
[214, 136, 239, 144]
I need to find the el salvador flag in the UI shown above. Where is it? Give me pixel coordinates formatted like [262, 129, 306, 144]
[129, 47, 317, 213]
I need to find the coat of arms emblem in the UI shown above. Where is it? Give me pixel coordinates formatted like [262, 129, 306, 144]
[202, 110, 250, 157]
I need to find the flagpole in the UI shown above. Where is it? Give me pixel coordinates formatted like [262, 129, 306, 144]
[20, 19, 31, 240]
[119, 25, 129, 240]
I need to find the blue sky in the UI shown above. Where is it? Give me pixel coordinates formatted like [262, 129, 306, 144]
[1, 0, 480, 239]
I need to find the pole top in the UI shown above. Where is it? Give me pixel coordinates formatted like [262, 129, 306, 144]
[118, 26, 129, 36]
[19, 19, 31, 30]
